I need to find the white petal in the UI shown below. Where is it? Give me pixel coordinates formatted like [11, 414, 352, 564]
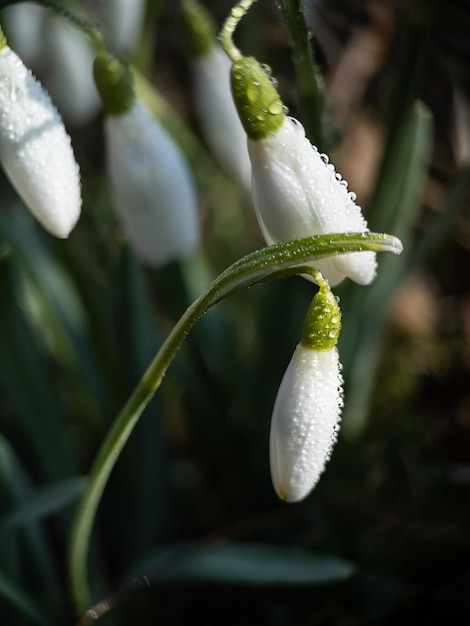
[270, 344, 343, 502]
[193, 46, 251, 189]
[0, 47, 81, 238]
[106, 0, 146, 54]
[105, 102, 200, 266]
[249, 117, 376, 286]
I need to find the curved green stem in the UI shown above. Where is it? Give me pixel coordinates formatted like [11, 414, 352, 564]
[220, 0, 256, 62]
[0, 0, 104, 48]
[277, 0, 324, 149]
[69, 232, 402, 614]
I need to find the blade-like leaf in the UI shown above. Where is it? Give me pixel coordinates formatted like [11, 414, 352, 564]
[1, 477, 85, 531]
[135, 542, 354, 586]
[340, 103, 433, 439]
[0, 569, 50, 626]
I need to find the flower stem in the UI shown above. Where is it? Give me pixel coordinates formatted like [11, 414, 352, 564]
[69, 232, 402, 614]
[220, 0, 257, 62]
[0, 0, 103, 48]
[277, 0, 324, 149]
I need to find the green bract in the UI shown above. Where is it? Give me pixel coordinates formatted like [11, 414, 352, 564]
[300, 282, 341, 351]
[93, 51, 135, 116]
[181, 0, 216, 57]
[230, 56, 285, 140]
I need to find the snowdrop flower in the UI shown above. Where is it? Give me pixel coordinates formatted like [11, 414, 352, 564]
[270, 276, 343, 502]
[182, 0, 251, 189]
[230, 56, 376, 287]
[94, 52, 199, 266]
[0, 31, 81, 238]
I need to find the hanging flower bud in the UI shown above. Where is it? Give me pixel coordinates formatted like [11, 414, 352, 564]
[94, 52, 200, 266]
[182, 0, 251, 189]
[230, 56, 376, 287]
[0, 31, 81, 238]
[270, 278, 343, 502]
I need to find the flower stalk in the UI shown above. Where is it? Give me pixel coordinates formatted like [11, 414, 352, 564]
[69, 231, 402, 613]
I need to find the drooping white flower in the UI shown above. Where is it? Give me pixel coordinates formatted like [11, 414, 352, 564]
[182, 0, 251, 188]
[249, 117, 376, 286]
[0, 42, 81, 238]
[193, 45, 251, 189]
[269, 280, 343, 502]
[104, 102, 200, 266]
[230, 55, 376, 287]
[270, 344, 343, 502]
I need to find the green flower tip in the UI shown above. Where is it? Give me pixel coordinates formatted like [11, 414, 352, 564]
[181, 0, 216, 57]
[0, 27, 7, 51]
[301, 281, 341, 351]
[93, 51, 135, 116]
[231, 56, 285, 140]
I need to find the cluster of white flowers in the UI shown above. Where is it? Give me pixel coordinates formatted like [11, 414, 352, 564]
[0, 9, 200, 262]
[0, 0, 391, 504]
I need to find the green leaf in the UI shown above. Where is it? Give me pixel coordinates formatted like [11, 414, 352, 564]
[0, 569, 51, 626]
[340, 103, 433, 439]
[0, 252, 76, 479]
[135, 542, 354, 586]
[0, 433, 59, 590]
[1, 477, 85, 531]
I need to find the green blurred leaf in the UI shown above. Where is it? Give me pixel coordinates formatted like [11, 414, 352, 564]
[0, 434, 58, 587]
[1, 477, 85, 531]
[0, 252, 76, 479]
[340, 102, 433, 439]
[136, 542, 354, 586]
[0, 569, 50, 626]
[411, 165, 470, 268]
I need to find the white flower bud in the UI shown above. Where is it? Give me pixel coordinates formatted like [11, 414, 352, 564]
[104, 102, 200, 266]
[193, 45, 251, 189]
[270, 344, 343, 502]
[248, 116, 377, 286]
[0, 45, 81, 238]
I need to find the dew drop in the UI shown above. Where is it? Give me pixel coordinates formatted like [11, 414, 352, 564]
[268, 101, 283, 115]
[349, 191, 357, 202]
[320, 153, 329, 163]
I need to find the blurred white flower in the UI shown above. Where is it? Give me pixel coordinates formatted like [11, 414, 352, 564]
[104, 102, 200, 266]
[43, 16, 101, 126]
[249, 116, 377, 286]
[1, 3, 46, 69]
[193, 45, 251, 189]
[106, 0, 146, 55]
[270, 343, 343, 502]
[0, 44, 81, 238]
